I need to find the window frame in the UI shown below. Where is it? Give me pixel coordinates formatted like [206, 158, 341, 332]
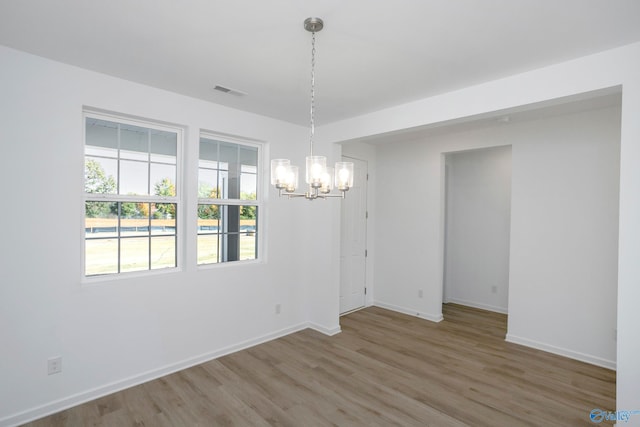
[197, 133, 262, 267]
[82, 110, 184, 281]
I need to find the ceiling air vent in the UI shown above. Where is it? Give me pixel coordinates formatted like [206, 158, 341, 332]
[212, 85, 247, 97]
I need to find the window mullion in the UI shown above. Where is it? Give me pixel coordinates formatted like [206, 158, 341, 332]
[85, 194, 177, 203]
[117, 124, 122, 195]
[147, 129, 151, 196]
[147, 202, 151, 271]
[117, 202, 122, 274]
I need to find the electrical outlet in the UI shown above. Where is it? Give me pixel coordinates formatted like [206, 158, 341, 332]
[48, 357, 62, 375]
[418, 289, 423, 298]
[275, 303, 281, 314]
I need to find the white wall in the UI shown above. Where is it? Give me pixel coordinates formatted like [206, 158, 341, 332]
[506, 108, 620, 368]
[0, 45, 339, 426]
[617, 78, 640, 422]
[325, 41, 640, 420]
[444, 146, 512, 313]
[374, 105, 619, 365]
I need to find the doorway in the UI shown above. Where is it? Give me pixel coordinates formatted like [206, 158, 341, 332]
[340, 156, 368, 314]
[443, 146, 512, 314]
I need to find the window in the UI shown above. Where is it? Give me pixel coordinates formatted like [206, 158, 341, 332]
[84, 113, 180, 277]
[197, 136, 259, 264]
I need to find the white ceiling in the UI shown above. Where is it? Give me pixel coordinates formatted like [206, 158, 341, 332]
[1, 0, 639, 126]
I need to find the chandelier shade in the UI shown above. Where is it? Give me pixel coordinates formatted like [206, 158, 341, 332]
[335, 161, 355, 191]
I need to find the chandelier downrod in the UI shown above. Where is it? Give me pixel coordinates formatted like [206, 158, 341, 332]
[309, 30, 316, 157]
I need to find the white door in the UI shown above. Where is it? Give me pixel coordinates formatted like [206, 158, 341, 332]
[340, 157, 368, 314]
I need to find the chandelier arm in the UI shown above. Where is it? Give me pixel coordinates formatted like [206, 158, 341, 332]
[317, 193, 345, 199]
[279, 184, 345, 200]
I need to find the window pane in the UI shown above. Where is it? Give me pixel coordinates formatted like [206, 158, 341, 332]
[218, 169, 230, 199]
[240, 206, 257, 223]
[220, 143, 238, 199]
[151, 202, 176, 222]
[198, 169, 218, 198]
[120, 237, 150, 272]
[151, 236, 176, 269]
[85, 201, 118, 276]
[120, 124, 148, 161]
[85, 202, 118, 234]
[240, 147, 257, 200]
[85, 238, 118, 276]
[199, 138, 218, 162]
[197, 234, 219, 264]
[240, 209, 257, 261]
[120, 159, 148, 195]
[220, 205, 239, 233]
[240, 171, 257, 199]
[86, 118, 118, 153]
[239, 145, 257, 167]
[198, 204, 220, 265]
[219, 142, 237, 164]
[150, 164, 176, 197]
[121, 202, 149, 237]
[85, 157, 117, 194]
[240, 233, 257, 260]
[198, 204, 219, 222]
[150, 130, 177, 163]
[151, 202, 176, 270]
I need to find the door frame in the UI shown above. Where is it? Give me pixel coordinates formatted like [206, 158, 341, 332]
[339, 155, 369, 314]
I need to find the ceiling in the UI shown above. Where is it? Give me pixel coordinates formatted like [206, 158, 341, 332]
[1, 0, 639, 126]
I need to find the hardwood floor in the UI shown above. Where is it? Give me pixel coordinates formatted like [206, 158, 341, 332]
[24, 304, 616, 426]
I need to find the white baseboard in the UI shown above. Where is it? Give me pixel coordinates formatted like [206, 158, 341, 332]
[446, 298, 508, 314]
[308, 322, 342, 336]
[1, 322, 312, 427]
[505, 333, 616, 370]
[374, 301, 443, 323]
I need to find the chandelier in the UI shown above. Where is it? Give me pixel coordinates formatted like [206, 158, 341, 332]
[271, 17, 354, 200]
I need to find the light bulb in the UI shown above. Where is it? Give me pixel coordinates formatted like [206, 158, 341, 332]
[338, 168, 350, 184]
[320, 167, 333, 194]
[306, 156, 327, 187]
[311, 163, 323, 179]
[285, 165, 299, 192]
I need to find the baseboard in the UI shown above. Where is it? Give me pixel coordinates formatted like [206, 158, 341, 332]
[446, 298, 508, 314]
[308, 322, 342, 336]
[505, 333, 616, 370]
[0, 322, 310, 427]
[374, 301, 443, 323]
